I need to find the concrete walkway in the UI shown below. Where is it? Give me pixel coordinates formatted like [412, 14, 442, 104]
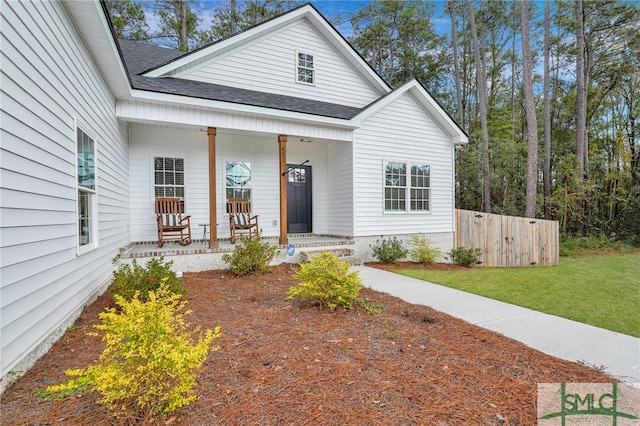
[355, 266, 640, 385]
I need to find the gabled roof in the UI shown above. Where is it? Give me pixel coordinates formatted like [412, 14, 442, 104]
[140, 4, 390, 94]
[118, 39, 361, 120]
[66, 1, 465, 138]
[354, 79, 468, 144]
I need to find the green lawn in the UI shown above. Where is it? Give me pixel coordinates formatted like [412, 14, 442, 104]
[396, 253, 640, 337]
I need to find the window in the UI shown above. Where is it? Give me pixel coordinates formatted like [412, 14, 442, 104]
[384, 161, 431, 212]
[226, 161, 251, 199]
[288, 167, 306, 183]
[384, 162, 406, 211]
[77, 128, 96, 249]
[410, 164, 431, 211]
[154, 157, 185, 208]
[297, 52, 314, 84]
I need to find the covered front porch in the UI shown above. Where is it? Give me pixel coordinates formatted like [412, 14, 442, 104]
[127, 122, 356, 250]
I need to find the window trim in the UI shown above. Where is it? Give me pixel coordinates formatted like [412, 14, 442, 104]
[75, 123, 98, 255]
[295, 51, 315, 86]
[224, 159, 252, 204]
[152, 155, 186, 213]
[383, 159, 432, 214]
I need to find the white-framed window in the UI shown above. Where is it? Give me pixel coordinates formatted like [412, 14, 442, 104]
[225, 161, 251, 200]
[77, 127, 97, 253]
[384, 161, 431, 212]
[410, 164, 431, 211]
[154, 156, 185, 209]
[296, 52, 314, 85]
[384, 161, 406, 211]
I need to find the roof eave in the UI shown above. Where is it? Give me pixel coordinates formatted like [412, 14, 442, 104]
[120, 90, 361, 130]
[64, 0, 131, 99]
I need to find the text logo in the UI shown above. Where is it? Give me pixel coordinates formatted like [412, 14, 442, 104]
[538, 383, 640, 425]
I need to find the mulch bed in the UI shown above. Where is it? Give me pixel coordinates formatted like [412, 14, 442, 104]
[1, 263, 614, 425]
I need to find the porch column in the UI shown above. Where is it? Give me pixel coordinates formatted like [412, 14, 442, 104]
[208, 127, 218, 248]
[278, 134, 288, 245]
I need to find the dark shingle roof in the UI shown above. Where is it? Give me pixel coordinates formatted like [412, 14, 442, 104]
[118, 39, 186, 75]
[117, 39, 362, 120]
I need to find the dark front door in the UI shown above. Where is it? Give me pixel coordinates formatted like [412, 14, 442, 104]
[287, 164, 312, 233]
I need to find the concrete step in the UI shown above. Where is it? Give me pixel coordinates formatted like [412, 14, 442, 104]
[299, 248, 363, 266]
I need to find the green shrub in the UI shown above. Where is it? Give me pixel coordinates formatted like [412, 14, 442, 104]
[44, 283, 221, 417]
[408, 235, 442, 266]
[371, 237, 407, 263]
[222, 234, 278, 275]
[111, 255, 184, 302]
[447, 246, 482, 267]
[287, 252, 363, 310]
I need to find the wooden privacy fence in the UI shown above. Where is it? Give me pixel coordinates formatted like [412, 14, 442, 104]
[455, 209, 559, 267]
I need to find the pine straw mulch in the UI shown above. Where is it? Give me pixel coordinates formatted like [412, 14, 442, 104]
[1, 263, 614, 426]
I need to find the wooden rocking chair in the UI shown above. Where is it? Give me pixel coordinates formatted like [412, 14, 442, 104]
[156, 197, 192, 247]
[227, 198, 259, 244]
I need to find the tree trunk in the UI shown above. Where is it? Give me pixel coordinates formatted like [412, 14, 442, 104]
[230, 0, 238, 34]
[467, 0, 491, 213]
[543, 0, 552, 220]
[521, 0, 538, 218]
[448, 0, 464, 126]
[178, 0, 188, 51]
[575, 0, 586, 233]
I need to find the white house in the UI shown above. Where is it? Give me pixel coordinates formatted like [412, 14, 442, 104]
[0, 1, 467, 391]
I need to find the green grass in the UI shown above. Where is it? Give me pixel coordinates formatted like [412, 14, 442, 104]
[397, 253, 640, 337]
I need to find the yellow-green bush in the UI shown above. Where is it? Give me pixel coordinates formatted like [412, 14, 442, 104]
[287, 252, 363, 310]
[45, 283, 221, 417]
[408, 234, 442, 266]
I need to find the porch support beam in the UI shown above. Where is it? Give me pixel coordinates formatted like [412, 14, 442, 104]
[208, 127, 218, 248]
[278, 134, 288, 245]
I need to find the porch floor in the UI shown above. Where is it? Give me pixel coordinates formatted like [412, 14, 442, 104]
[119, 234, 354, 259]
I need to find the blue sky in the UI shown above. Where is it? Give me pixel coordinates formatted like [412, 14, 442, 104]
[147, 0, 452, 40]
[310, 0, 451, 37]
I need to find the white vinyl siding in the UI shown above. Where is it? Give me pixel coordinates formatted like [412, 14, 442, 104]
[325, 141, 354, 236]
[1, 1, 129, 381]
[177, 19, 380, 108]
[353, 92, 454, 236]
